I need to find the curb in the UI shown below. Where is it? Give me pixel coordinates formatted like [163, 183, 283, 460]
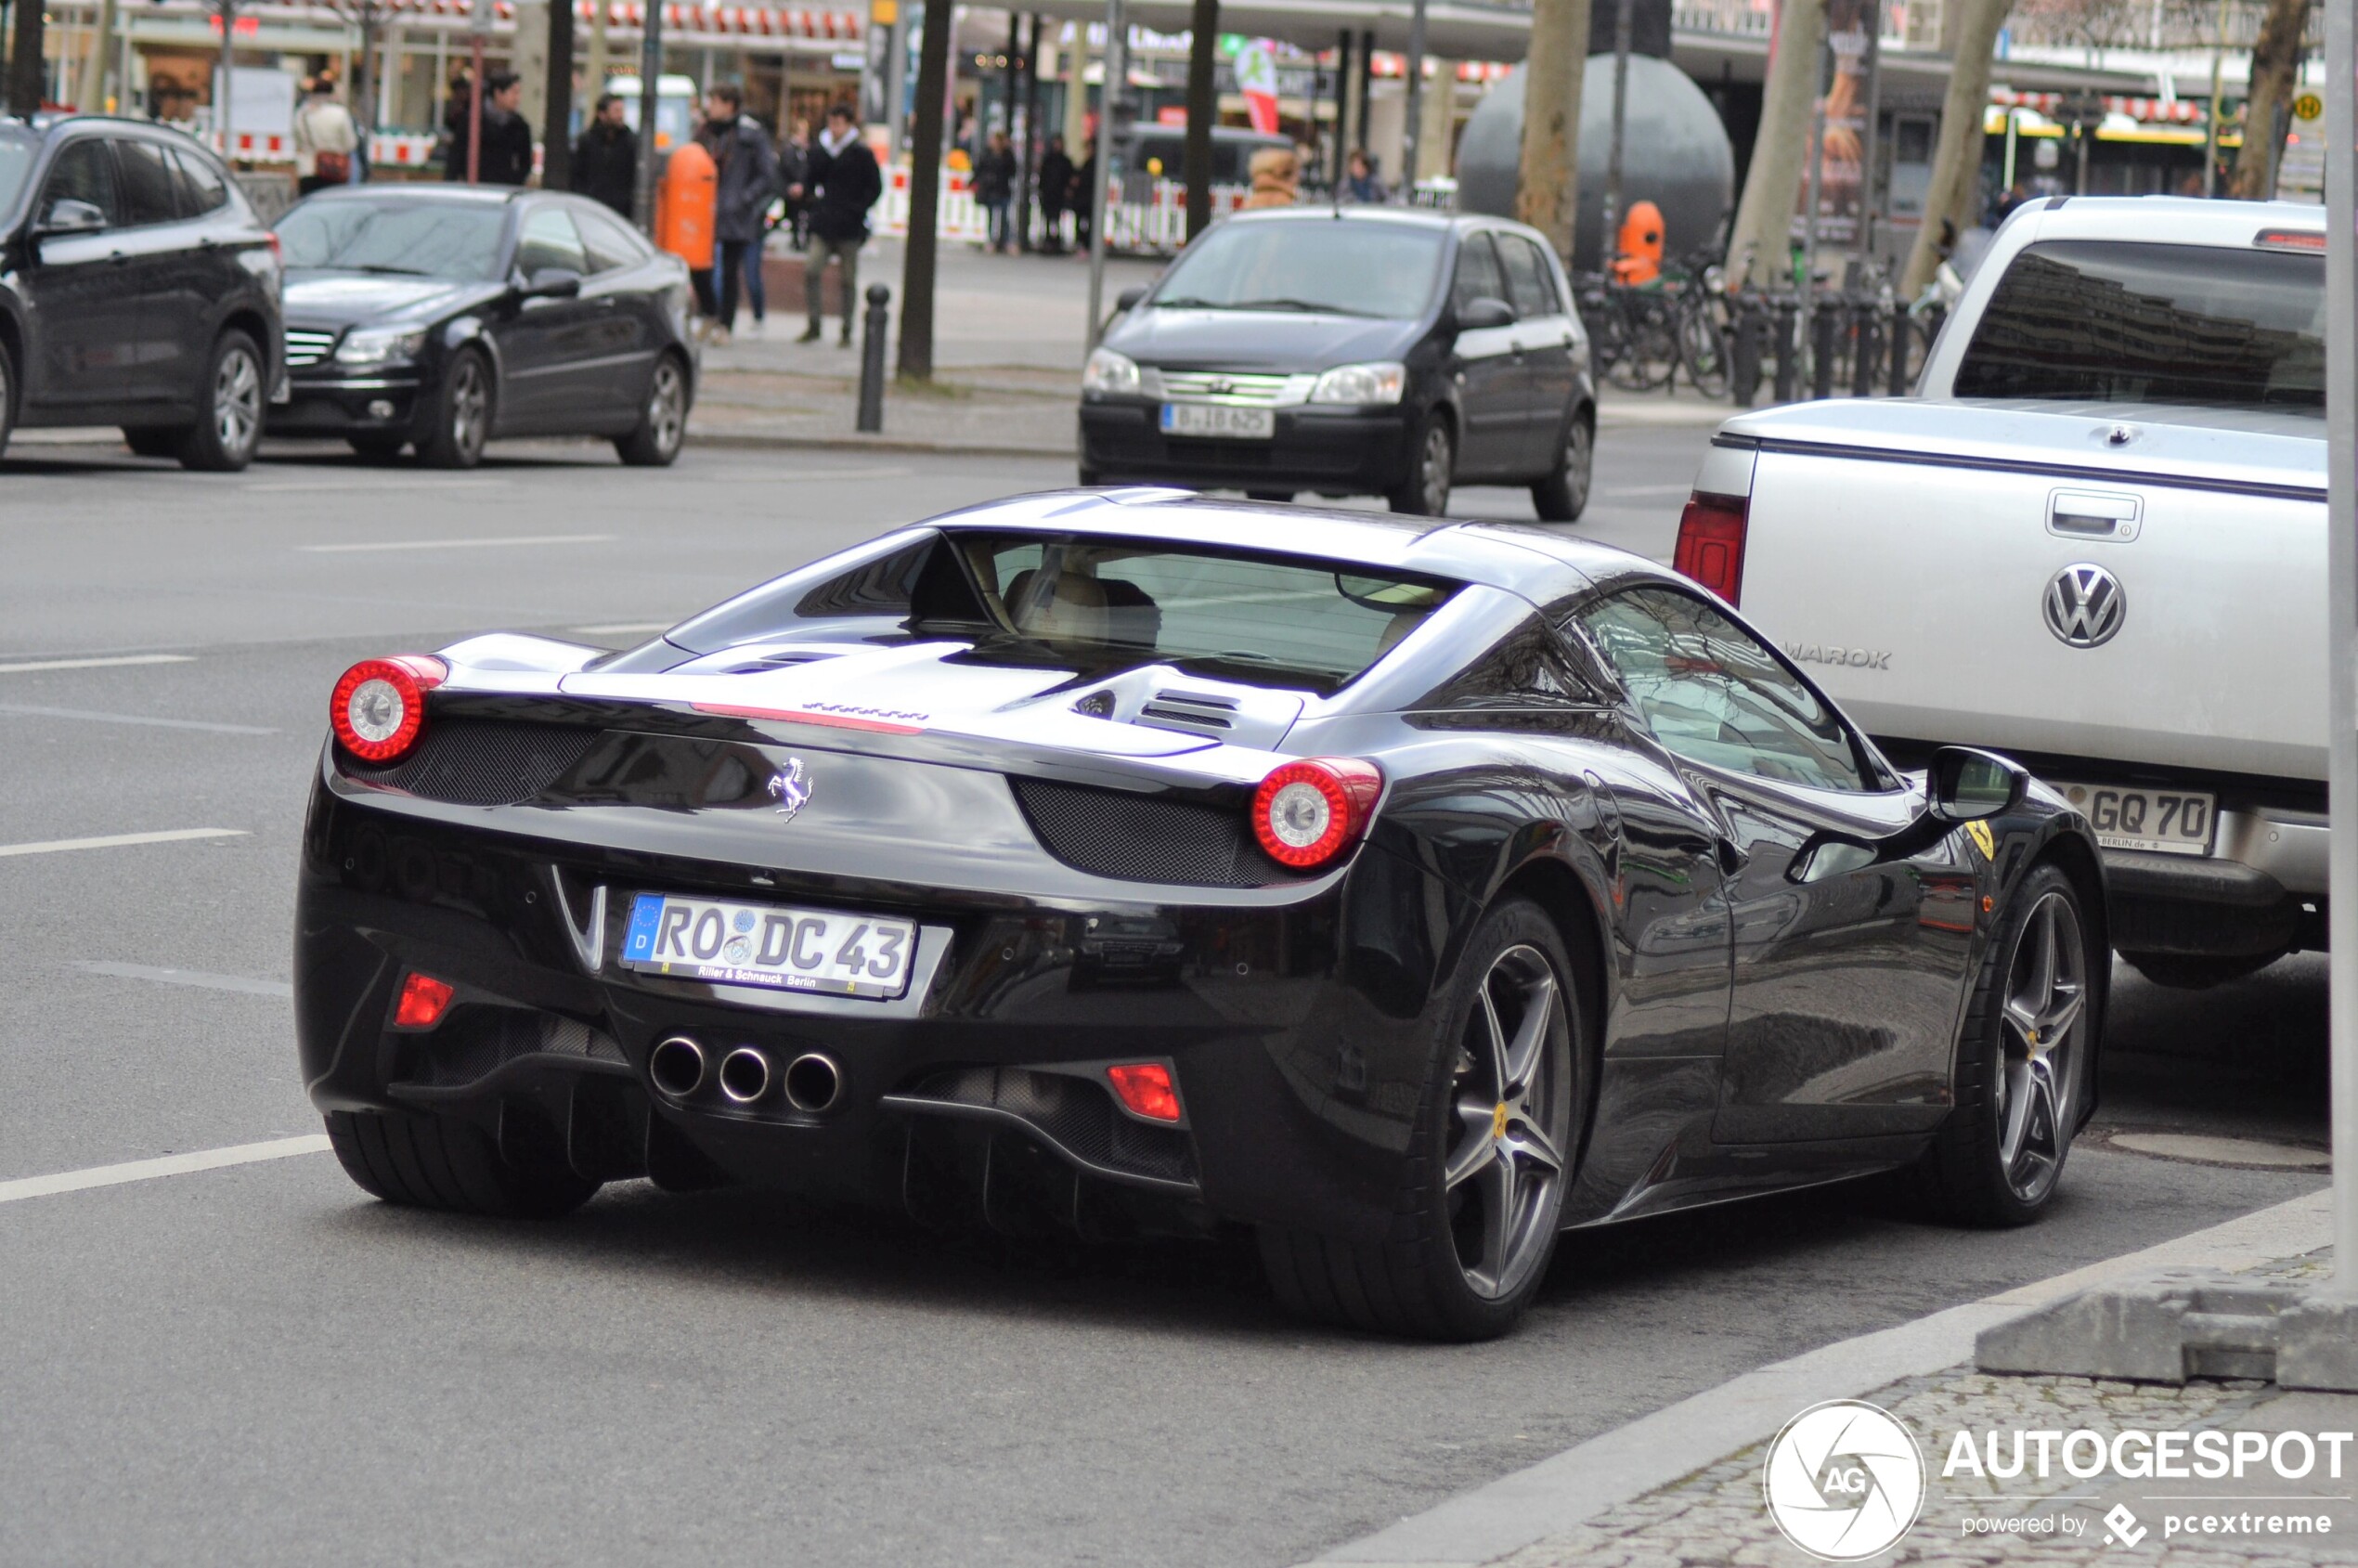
[686, 430, 1072, 460]
[1299, 1186, 2335, 1568]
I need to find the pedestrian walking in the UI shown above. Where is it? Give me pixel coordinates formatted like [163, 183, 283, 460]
[973, 129, 1016, 253]
[439, 68, 473, 175]
[1070, 139, 1096, 252]
[792, 103, 881, 345]
[570, 92, 639, 217]
[778, 118, 810, 249]
[695, 83, 781, 344]
[473, 71, 535, 186]
[1035, 133, 1074, 253]
[293, 79, 362, 195]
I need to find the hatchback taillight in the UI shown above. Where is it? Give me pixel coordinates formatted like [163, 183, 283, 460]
[330, 654, 447, 763]
[1252, 758, 1382, 870]
[1673, 491, 1751, 605]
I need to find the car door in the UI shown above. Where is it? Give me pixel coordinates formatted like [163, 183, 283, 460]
[571, 201, 667, 423]
[1569, 585, 1974, 1144]
[1496, 232, 1577, 474]
[109, 136, 201, 406]
[493, 203, 604, 432]
[1444, 231, 1524, 479]
[21, 137, 137, 409]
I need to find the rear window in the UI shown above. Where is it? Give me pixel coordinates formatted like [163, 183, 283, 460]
[1953, 240, 2324, 411]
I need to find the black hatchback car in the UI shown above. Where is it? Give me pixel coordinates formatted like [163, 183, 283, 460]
[1080, 208, 1595, 518]
[0, 114, 282, 469]
[269, 185, 696, 468]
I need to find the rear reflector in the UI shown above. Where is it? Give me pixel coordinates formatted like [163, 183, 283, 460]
[1673, 491, 1751, 605]
[1107, 1062, 1183, 1123]
[394, 972, 456, 1029]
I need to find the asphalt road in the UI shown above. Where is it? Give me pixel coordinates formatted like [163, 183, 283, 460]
[0, 433, 2330, 1568]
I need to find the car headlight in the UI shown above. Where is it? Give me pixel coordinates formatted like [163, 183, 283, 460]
[1309, 361, 1408, 407]
[335, 327, 428, 367]
[1082, 346, 1142, 396]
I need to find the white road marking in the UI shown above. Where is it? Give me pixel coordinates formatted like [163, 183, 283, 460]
[76, 962, 293, 999]
[571, 621, 672, 638]
[300, 533, 613, 553]
[0, 828, 248, 859]
[0, 1134, 330, 1205]
[0, 654, 195, 675]
[0, 702, 275, 735]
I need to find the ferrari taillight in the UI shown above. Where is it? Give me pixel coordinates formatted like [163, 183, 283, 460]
[1107, 1063, 1183, 1123]
[1673, 491, 1750, 605]
[394, 971, 455, 1029]
[1252, 758, 1382, 870]
[330, 654, 447, 763]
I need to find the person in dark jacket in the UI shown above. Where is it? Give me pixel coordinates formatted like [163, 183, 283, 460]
[570, 93, 640, 216]
[1035, 133, 1073, 253]
[777, 119, 810, 248]
[972, 128, 1017, 253]
[790, 102, 882, 344]
[694, 83, 782, 343]
[1070, 140, 1095, 253]
[473, 71, 535, 186]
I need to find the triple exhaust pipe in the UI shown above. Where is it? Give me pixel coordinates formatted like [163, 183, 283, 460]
[647, 1035, 842, 1113]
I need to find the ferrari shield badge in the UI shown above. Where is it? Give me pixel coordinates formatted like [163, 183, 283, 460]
[768, 758, 812, 822]
[1964, 820, 1995, 860]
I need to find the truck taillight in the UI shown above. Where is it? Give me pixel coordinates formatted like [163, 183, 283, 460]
[1673, 491, 1750, 605]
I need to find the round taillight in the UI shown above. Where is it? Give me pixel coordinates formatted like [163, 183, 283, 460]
[330, 654, 446, 764]
[1252, 758, 1383, 870]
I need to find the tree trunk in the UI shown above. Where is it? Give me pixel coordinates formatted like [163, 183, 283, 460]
[1725, 0, 1827, 292]
[1899, 0, 2009, 295]
[2230, 0, 2311, 199]
[1515, 0, 1592, 260]
[7, 0, 47, 116]
[897, 0, 954, 380]
[542, 0, 576, 189]
[1184, 0, 1216, 240]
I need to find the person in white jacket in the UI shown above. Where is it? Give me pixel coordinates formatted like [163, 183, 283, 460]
[294, 81, 361, 195]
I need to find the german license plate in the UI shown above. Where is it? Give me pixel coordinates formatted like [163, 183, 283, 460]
[1161, 402, 1274, 439]
[2046, 781, 2216, 857]
[620, 893, 916, 999]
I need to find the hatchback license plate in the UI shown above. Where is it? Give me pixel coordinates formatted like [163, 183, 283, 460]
[620, 893, 916, 999]
[1161, 403, 1275, 440]
[2046, 781, 2216, 857]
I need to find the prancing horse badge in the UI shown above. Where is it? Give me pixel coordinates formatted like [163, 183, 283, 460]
[767, 758, 812, 822]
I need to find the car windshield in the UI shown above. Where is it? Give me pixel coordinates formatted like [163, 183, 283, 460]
[1151, 220, 1446, 319]
[1954, 240, 2324, 411]
[0, 130, 34, 217]
[275, 199, 509, 279]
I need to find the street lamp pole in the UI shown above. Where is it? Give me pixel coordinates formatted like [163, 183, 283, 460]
[1399, 0, 1428, 197]
[1083, 0, 1124, 351]
[633, 0, 664, 228]
[1601, 0, 1632, 263]
[2323, 0, 2356, 1300]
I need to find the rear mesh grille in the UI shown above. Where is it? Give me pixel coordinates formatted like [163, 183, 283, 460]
[1010, 778, 1302, 888]
[343, 718, 600, 807]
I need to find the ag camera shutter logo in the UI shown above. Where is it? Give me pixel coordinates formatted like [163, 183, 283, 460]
[1762, 1400, 1927, 1561]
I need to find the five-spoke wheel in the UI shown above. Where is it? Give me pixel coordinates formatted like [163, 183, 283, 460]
[1445, 943, 1573, 1301]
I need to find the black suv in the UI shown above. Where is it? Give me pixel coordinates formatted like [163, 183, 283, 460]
[0, 115, 283, 469]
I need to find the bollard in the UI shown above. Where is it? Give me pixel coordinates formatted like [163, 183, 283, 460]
[1810, 301, 1836, 400]
[1888, 301, 1914, 395]
[1730, 298, 1760, 408]
[857, 284, 890, 434]
[1771, 300, 1798, 403]
[1850, 301, 1880, 398]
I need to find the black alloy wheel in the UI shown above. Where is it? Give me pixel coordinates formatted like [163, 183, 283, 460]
[1260, 899, 1584, 1340]
[325, 1108, 600, 1219]
[1912, 862, 2095, 1225]
[615, 353, 689, 467]
[1531, 410, 1594, 523]
[419, 348, 493, 469]
[1388, 412, 1454, 517]
[177, 330, 265, 472]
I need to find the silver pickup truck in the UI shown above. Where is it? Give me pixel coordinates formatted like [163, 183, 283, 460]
[1680, 196, 2325, 988]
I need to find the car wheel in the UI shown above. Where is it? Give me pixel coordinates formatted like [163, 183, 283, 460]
[0, 337, 14, 461]
[348, 435, 408, 462]
[1530, 410, 1594, 523]
[2121, 949, 2285, 991]
[418, 348, 493, 469]
[1387, 413, 1453, 516]
[1259, 898, 1583, 1341]
[615, 352, 689, 467]
[1912, 863, 2096, 1225]
[123, 426, 180, 460]
[175, 330, 265, 472]
[325, 1108, 599, 1219]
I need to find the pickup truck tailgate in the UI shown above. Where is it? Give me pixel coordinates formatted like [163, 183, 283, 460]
[1737, 425, 2325, 781]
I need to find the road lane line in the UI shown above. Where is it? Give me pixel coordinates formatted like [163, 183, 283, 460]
[0, 654, 196, 675]
[76, 962, 293, 998]
[299, 534, 612, 553]
[0, 1135, 331, 1205]
[0, 828, 248, 859]
[0, 702, 275, 735]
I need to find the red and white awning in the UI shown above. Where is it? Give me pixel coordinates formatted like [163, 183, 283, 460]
[1990, 87, 2205, 125]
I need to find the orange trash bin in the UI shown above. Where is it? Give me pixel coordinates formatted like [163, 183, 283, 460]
[1610, 200, 1665, 285]
[654, 140, 718, 271]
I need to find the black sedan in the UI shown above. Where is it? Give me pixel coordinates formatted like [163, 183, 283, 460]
[1080, 208, 1596, 519]
[269, 185, 694, 468]
[296, 494, 2103, 1340]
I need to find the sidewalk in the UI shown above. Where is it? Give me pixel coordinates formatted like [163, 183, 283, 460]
[1305, 1191, 2353, 1568]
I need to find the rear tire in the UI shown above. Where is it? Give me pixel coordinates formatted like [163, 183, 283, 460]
[0, 337, 15, 461]
[123, 426, 180, 459]
[2121, 949, 2285, 991]
[615, 352, 689, 467]
[418, 347, 492, 469]
[1387, 412, 1454, 516]
[1530, 410, 1594, 523]
[1259, 899, 1583, 1340]
[175, 329, 265, 472]
[325, 1108, 599, 1219]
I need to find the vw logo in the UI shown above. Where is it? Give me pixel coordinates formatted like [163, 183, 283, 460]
[1206, 376, 1234, 395]
[2042, 564, 2125, 649]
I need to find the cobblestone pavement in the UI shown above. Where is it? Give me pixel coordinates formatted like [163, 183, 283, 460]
[1499, 1251, 2358, 1568]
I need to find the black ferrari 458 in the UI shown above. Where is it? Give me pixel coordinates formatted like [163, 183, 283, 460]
[296, 491, 2105, 1340]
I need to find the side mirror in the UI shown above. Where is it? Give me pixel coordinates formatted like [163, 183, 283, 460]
[33, 198, 107, 239]
[1458, 295, 1516, 331]
[517, 267, 583, 300]
[1928, 745, 2027, 823]
[1115, 285, 1147, 312]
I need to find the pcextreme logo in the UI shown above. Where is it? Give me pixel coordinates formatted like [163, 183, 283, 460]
[1762, 1400, 1928, 1562]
